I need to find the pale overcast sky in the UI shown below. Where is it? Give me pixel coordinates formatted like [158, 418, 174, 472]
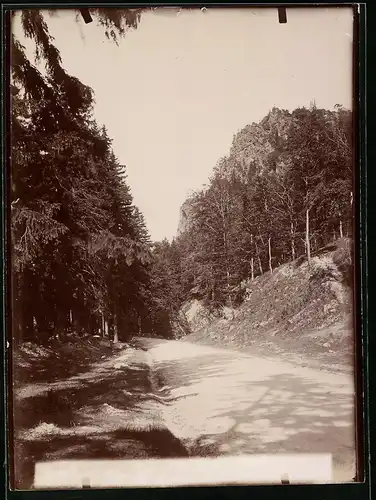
[13, 7, 353, 241]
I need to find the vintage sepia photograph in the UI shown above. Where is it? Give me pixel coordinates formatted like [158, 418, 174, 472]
[9, 6, 358, 489]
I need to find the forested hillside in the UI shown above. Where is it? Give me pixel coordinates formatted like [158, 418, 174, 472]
[157, 104, 353, 332]
[10, 11, 353, 347]
[11, 9, 171, 346]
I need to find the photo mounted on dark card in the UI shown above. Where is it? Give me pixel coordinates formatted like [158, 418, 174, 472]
[5, 4, 366, 491]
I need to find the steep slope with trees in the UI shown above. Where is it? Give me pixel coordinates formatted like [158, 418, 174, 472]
[158, 104, 353, 344]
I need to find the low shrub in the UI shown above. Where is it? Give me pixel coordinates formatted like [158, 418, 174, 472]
[333, 238, 353, 286]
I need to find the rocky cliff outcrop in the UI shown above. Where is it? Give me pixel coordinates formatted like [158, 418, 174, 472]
[177, 198, 195, 237]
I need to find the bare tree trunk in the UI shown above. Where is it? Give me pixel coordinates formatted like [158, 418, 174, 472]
[290, 222, 295, 260]
[177, 322, 186, 338]
[222, 220, 233, 310]
[268, 236, 273, 274]
[339, 219, 343, 239]
[226, 269, 233, 309]
[104, 318, 109, 337]
[108, 315, 114, 339]
[306, 208, 311, 264]
[255, 239, 263, 275]
[249, 234, 255, 280]
[138, 315, 142, 335]
[100, 314, 103, 337]
[113, 315, 119, 344]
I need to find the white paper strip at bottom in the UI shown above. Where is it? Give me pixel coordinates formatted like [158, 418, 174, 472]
[34, 453, 333, 489]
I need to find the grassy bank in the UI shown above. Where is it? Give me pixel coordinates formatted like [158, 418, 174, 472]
[11, 339, 188, 489]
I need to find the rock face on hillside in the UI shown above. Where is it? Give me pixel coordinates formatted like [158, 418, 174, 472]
[179, 299, 215, 332]
[176, 108, 293, 237]
[177, 198, 195, 237]
[216, 107, 293, 183]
